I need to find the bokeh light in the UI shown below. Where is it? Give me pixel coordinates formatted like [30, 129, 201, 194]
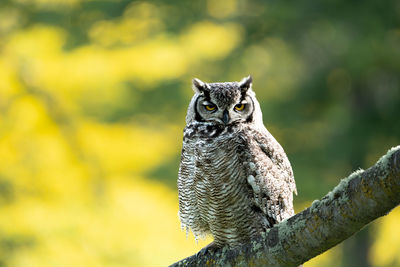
[0, 0, 399, 266]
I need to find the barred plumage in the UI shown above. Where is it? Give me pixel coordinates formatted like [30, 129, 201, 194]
[178, 76, 297, 247]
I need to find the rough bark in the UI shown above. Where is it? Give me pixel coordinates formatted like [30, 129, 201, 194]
[170, 146, 400, 267]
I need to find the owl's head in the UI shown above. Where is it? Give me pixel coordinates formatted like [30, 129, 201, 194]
[186, 76, 263, 126]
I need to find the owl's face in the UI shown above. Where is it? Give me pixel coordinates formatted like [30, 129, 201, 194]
[191, 76, 255, 126]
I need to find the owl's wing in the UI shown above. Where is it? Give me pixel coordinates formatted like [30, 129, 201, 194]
[245, 128, 297, 225]
[177, 132, 209, 239]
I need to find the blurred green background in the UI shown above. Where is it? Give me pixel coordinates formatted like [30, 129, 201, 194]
[0, 0, 399, 266]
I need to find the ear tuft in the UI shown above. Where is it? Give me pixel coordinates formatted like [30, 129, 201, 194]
[192, 78, 208, 93]
[239, 75, 253, 92]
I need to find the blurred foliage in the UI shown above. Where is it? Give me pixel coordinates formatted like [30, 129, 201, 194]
[0, 0, 399, 266]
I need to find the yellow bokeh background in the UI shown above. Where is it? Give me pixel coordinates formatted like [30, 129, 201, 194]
[1, 0, 399, 266]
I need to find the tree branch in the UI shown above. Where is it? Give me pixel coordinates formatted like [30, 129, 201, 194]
[170, 146, 400, 267]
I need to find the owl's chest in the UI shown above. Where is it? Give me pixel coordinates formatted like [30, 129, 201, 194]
[191, 134, 249, 195]
[194, 134, 240, 167]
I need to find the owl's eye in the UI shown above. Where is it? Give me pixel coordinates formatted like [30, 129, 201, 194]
[234, 104, 245, 111]
[205, 104, 216, 111]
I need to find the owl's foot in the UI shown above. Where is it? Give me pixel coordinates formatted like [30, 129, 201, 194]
[196, 241, 219, 257]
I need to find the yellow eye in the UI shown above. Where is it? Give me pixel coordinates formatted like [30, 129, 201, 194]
[234, 104, 245, 111]
[205, 105, 216, 111]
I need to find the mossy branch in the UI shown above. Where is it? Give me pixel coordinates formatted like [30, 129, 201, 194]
[170, 146, 400, 267]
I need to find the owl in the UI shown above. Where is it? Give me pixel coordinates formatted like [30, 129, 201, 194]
[177, 76, 297, 248]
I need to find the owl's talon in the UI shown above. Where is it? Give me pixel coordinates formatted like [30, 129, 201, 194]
[196, 241, 219, 257]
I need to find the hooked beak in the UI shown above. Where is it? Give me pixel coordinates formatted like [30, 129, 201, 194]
[222, 109, 230, 125]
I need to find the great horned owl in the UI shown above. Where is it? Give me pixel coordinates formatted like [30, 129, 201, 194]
[178, 76, 297, 248]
